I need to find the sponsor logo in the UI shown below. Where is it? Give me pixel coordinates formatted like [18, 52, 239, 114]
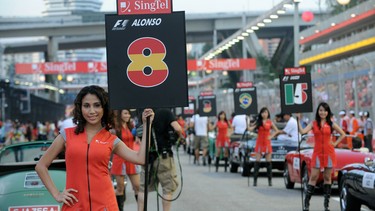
[131, 18, 162, 27]
[112, 19, 129, 30]
[95, 140, 109, 145]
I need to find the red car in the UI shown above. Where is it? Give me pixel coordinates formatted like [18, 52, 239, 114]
[283, 134, 375, 191]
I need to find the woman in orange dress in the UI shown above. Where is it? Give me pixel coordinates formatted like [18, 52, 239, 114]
[248, 107, 279, 186]
[297, 102, 345, 211]
[214, 111, 231, 172]
[35, 85, 154, 210]
[111, 109, 140, 210]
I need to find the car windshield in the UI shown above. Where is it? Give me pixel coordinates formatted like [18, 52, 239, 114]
[0, 142, 63, 164]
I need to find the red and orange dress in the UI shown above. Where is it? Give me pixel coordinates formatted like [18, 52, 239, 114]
[311, 121, 336, 168]
[216, 120, 230, 147]
[62, 127, 119, 210]
[111, 126, 139, 175]
[254, 120, 273, 154]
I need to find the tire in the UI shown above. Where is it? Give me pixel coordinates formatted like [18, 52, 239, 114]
[242, 162, 251, 177]
[284, 162, 295, 189]
[340, 179, 361, 211]
[230, 162, 239, 173]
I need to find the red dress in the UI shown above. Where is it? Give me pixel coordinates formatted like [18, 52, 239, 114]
[111, 127, 139, 175]
[216, 121, 230, 147]
[311, 121, 336, 168]
[254, 120, 273, 153]
[64, 127, 118, 210]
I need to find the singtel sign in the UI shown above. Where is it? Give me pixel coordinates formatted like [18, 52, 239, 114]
[117, 0, 172, 15]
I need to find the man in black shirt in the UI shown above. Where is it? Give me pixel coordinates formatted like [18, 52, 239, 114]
[137, 108, 182, 211]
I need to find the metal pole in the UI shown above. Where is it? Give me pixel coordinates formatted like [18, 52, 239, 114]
[1, 88, 5, 123]
[144, 116, 151, 211]
[242, 13, 248, 81]
[293, 1, 300, 67]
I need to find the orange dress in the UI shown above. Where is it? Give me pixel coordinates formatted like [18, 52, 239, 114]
[216, 121, 230, 147]
[311, 121, 336, 168]
[111, 127, 139, 175]
[63, 127, 118, 211]
[254, 119, 273, 153]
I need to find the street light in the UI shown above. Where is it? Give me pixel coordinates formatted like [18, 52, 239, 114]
[337, 0, 350, 5]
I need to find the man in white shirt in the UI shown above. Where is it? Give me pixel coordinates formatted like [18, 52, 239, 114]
[231, 114, 248, 142]
[60, 117, 75, 130]
[191, 113, 209, 165]
[277, 113, 300, 144]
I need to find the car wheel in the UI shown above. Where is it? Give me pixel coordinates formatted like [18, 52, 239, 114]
[302, 165, 309, 193]
[284, 162, 295, 189]
[242, 162, 252, 177]
[340, 179, 361, 211]
[230, 162, 239, 173]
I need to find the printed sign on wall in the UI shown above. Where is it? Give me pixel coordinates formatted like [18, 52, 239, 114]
[105, 12, 188, 109]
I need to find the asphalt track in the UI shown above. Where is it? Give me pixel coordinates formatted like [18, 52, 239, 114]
[122, 149, 369, 211]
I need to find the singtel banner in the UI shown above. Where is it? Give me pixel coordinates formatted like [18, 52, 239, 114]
[187, 58, 256, 71]
[15, 62, 107, 74]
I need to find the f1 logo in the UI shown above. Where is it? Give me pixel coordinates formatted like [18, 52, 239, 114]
[112, 20, 129, 30]
[284, 83, 308, 105]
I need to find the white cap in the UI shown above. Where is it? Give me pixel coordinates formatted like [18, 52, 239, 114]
[349, 110, 355, 114]
[359, 111, 363, 116]
[339, 111, 345, 115]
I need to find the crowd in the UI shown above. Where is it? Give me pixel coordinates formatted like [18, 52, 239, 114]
[0, 119, 63, 149]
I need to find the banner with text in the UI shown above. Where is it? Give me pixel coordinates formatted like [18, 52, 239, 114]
[187, 58, 256, 71]
[15, 62, 107, 75]
[117, 0, 172, 15]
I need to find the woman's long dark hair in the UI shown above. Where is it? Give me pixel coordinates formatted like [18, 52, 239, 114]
[255, 107, 270, 130]
[315, 102, 333, 132]
[217, 111, 229, 126]
[115, 109, 134, 140]
[72, 85, 114, 134]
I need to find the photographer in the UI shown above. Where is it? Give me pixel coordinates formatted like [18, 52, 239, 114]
[137, 108, 183, 211]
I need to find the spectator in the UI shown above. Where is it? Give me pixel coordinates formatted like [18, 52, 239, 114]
[191, 110, 210, 165]
[137, 108, 182, 211]
[60, 111, 76, 130]
[35, 85, 154, 209]
[277, 113, 300, 145]
[231, 113, 248, 142]
[363, 111, 373, 152]
[348, 110, 360, 149]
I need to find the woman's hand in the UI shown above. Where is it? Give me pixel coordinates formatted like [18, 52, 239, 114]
[142, 108, 154, 123]
[55, 188, 78, 207]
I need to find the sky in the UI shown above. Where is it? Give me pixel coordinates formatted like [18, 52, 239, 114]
[0, 0, 325, 17]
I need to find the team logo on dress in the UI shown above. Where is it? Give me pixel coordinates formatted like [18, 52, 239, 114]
[239, 93, 252, 109]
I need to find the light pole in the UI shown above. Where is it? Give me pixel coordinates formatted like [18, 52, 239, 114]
[0, 88, 5, 123]
[293, 0, 300, 67]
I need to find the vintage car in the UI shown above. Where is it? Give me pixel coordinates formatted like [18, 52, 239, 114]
[229, 130, 298, 177]
[0, 141, 66, 210]
[339, 158, 375, 211]
[283, 134, 375, 191]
